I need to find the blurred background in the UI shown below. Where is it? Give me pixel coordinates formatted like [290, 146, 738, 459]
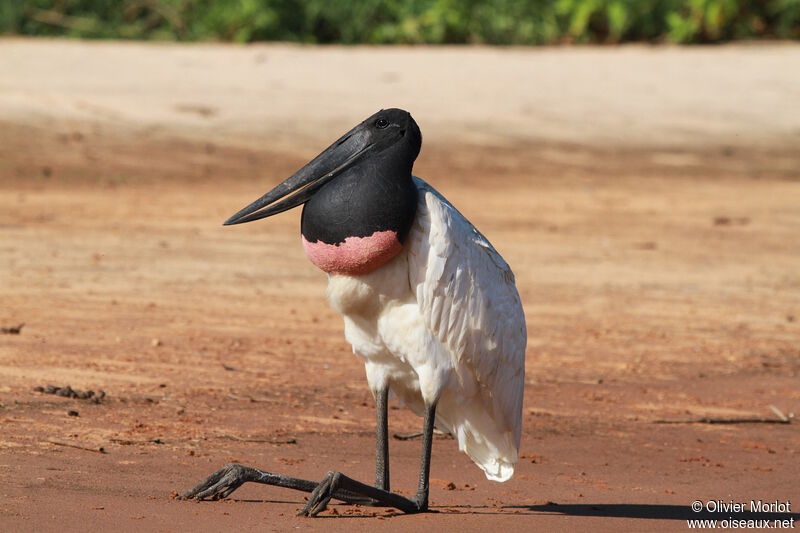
[2, 0, 799, 43]
[1, 2, 798, 531]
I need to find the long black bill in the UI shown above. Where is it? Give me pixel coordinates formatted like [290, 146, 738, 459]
[224, 127, 374, 226]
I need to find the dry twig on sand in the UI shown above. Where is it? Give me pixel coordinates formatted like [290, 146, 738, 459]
[34, 385, 106, 403]
[226, 393, 274, 403]
[393, 429, 452, 440]
[215, 433, 297, 444]
[654, 405, 792, 425]
[46, 438, 106, 454]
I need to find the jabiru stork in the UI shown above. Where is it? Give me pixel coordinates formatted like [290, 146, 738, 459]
[180, 108, 527, 516]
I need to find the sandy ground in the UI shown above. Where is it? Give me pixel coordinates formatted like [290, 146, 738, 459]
[1, 40, 799, 531]
[3, 39, 800, 150]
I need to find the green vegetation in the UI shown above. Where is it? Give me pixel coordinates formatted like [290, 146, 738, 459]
[1, 0, 798, 44]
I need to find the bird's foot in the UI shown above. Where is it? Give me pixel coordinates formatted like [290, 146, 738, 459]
[179, 463, 372, 507]
[179, 463, 260, 500]
[297, 470, 425, 517]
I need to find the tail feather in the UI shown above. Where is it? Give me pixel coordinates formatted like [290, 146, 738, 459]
[436, 393, 519, 482]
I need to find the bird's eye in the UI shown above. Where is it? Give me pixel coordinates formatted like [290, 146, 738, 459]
[375, 118, 389, 129]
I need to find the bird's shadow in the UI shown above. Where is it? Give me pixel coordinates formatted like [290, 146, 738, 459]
[504, 502, 800, 522]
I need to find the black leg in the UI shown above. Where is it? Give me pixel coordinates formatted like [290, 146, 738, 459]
[298, 402, 437, 517]
[375, 386, 390, 491]
[413, 402, 436, 510]
[179, 463, 371, 504]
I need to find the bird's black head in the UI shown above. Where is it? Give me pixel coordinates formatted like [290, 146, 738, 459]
[224, 109, 422, 275]
[223, 108, 421, 226]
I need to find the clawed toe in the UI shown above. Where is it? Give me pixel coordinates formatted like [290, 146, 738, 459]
[179, 463, 249, 501]
[298, 471, 340, 517]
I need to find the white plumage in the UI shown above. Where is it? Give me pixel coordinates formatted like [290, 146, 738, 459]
[325, 177, 527, 482]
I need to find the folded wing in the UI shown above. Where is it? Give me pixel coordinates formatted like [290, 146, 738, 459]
[407, 177, 527, 481]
